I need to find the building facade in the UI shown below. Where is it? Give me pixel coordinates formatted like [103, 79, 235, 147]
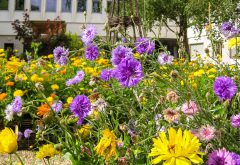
[0, 0, 178, 55]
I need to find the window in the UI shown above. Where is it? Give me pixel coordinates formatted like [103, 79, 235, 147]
[31, 0, 41, 11]
[15, 0, 24, 10]
[106, 1, 112, 13]
[46, 0, 56, 12]
[4, 43, 14, 52]
[92, 0, 101, 13]
[77, 0, 86, 12]
[62, 0, 71, 12]
[190, 43, 204, 58]
[0, 0, 8, 10]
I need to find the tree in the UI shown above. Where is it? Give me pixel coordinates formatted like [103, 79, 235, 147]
[139, 0, 239, 60]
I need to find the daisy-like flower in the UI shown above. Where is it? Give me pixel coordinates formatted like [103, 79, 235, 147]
[207, 148, 236, 165]
[70, 95, 91, 125]
[66, 70, 85, 86]
[36, 144, 60, 159]
[181, 101, 198, 116]
[163, 108, 179, 123]
[115, 57, 144, 87]
[213, 76, 238, 100]
[94, 129, 118, 160]
[158, 53, 174, 65]
[111, 45, 133, 66]
[135, 37, 155, 54]
[149, 127, 204, 164]
[53, 46, 69, 66]
[81, 25, 97, 45]
[85, 44, 99, 61]
[198, 125, 215, 141]
[230, 113, 240, 128]
[37, 104, 51, 117]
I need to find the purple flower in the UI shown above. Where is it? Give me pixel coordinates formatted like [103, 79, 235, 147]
[85, 44, 99, 61]
[111, 45, 133, 66]
[52, 100, 63, 113]
[81, 25, 97, 45]
[207, 149, 236, 165]
[100, 69, 114, 81]
[135, 38, 155, 54]
[115, 57, 144, 87]
[53, 46, 69, 66]
[70, 95, 91, 125]
[221, 22, 240, 38]
[231, 113, 240, 128]
[157, 53, 174, 65]
[232, 153, 240, 165]
[17, 132, 23, 141]
[24, 129, 33, 139]
[66, 70, 85, 86]
[213, 76, 238, 100]
[12, 96, 22, 113]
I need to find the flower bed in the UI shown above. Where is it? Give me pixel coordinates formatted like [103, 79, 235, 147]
[0, 25, 239, 164]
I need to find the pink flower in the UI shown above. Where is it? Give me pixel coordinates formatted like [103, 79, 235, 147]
[181, 101, 198, 116]
[198, 125, 215, 141]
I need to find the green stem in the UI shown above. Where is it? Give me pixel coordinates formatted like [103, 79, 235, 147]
[9, 154, 12, 165]
[15, 152, 24, 165]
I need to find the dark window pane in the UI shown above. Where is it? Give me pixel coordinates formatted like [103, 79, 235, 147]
[31, 0, 41, 11]
[62, 0, 71, 12]
[16, 0, 24, 10]
[77, 0, 86, 12]
[92, 0, 101, 13]
[106, 1, 112, 13]
[0, 0, 8, 10]
[46, 0, 56, 12]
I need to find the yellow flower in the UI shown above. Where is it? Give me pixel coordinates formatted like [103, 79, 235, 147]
[208, 75, 216, 79]
[51, 84, 59, 90]
[206, 68, 217, 74]
[14, 90, 24, 97]
[94, 129, 117, 160]
[180, 80, 184, 86]
[228, 37, 240, 49]
[31, 74, 43, 82]
[134, 52, 140, 59]
[194, 69, 205, 77]
[67, 97, 73, 104]
[47, 97, 54, 103]
[77, 124, 91, 138]
[36, 144, 60, 159]
[47, 54, 54, 59]
[0, 127, 18, 154]
[5, 61, 23, 73]
[96, 58, 110, 66]
[15, 73, 28, 81]
[149, 128, 203, 165]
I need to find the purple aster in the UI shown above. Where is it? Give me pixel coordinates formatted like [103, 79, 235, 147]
[81, 25, 97, 45]
[115, 57, 144, 87]
[231, 113, 240, 128]
[232, 153, 240, 165]
[100, 69, 114, 81]
[213, 76, 238, 100]
[111, 45, 133, 66]
[85, 44, 99, 61]
[207, 149, 236, 165]
[158, 53, 174, 65]
[221, 22, 240, 38]
[52, 100, 63, 113]
[66, 70, 85, 86]
[24, 129, 33, 139]
[135, 38, 155, 54]
[17, 132, 23, 141]
[53, 46, 69, 66]
[12, 96, 22, 113]
[70, 95, 91, 125]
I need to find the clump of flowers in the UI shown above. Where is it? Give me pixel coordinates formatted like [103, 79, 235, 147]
[36, 144, 60, 159]
[149, 127, 203, 164]
[207, 148, 240, 165]
[5, 96, 23, 121]
[70, 95, 91, 125]
[85, 44, 99, 61]
[111, 45, 133, 66]
[115, 57, 144, 87]
[135, 38, 155, 54]
[213, 76, 238, 100]
[53, 46, 69, 66]
[95, 129, 118, 160]
[230, 113, 240, 128]
[66, 70, 85, 86]
[81, 25, 97, 45]
[0, 127, 18, 154]
[158, 53, 174, 65]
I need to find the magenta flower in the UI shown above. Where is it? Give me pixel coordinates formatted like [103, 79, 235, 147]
[231, 113, 240, 128]
[198, 125, 215, 141]
[213, 76, 238, 100]
[207, 148, 237, 165]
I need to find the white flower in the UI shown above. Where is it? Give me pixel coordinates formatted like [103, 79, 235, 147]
[5, 104, 14, 121]
[157, 53, 174, 65]
[91, 98, 108, 112]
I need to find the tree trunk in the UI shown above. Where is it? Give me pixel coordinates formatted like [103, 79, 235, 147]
[179, 16, 190, 61]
